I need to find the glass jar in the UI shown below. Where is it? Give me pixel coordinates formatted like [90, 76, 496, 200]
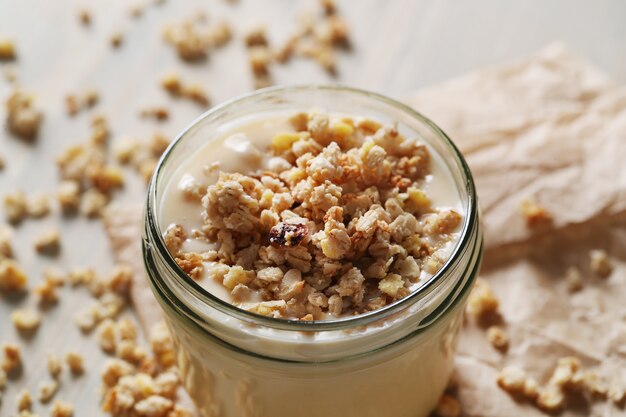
[143, 86, 482, 417]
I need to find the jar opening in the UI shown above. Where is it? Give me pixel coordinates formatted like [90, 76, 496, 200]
[144, 85, 479, 332]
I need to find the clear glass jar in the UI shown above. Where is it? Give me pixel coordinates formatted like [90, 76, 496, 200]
[143, 86, 482, 417]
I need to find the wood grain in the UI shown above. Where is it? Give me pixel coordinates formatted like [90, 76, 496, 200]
[0, 0, 625, 415]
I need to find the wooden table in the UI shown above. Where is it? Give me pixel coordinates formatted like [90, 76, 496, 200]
[1, 0, 625, 415]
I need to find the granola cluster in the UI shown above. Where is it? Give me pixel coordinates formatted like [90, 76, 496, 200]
[167, 112, 462, 319]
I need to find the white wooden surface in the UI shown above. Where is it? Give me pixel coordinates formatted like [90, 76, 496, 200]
[0, 0, 625, 415]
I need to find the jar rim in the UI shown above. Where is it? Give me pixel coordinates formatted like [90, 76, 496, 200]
[144, 84, 479, 332]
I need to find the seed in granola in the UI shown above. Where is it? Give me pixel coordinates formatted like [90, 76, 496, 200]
[38, 380, 59, 403]
[486, 325, 509, 352]
[2, 343, 22, 373]
[34, 228, 61, 255]
[0, 259, 28, 292]
[65, 351, 84, 375]
[51, 400, 74, 417]
[6, 91, 43, 140]
[0, 38, 17, 60]
[589, 249, 612, 278]
[11, 309, 41, 332]
[16, 389, 32, 411]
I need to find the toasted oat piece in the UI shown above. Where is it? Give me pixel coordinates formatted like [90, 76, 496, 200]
[6, 91, 43, 140]
[65, 351, 84, 375]
[589, 249, 613, 278]
[11, 309, 42, 332]
[101, 358, 134, 387]
[51, 400, 74, 417]
[519, 197, 552, 227]
[487, 325, 509, 352]
[34, 228, 61, 255]
[2, 343, 22, 373]
[0, 38, 17, 60]
[16, 389, 32, 411]
[38, 379, 59, 403]
[134, 395, 174, 416]
[0, 259, 28, 292]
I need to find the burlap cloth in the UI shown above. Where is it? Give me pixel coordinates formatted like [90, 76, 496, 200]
[104, 43, 626, 416]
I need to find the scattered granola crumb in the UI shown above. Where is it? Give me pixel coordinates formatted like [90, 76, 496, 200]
[130, 4, 143, 18]
[160, 73, 210, 107]
[26, 193, 50, 218]
[0, 227, 13, 260]
[2, 343, 22, 373]
[519, 197, 552, 228]
[65, 90, 100, 116]
[4, 190, 28, 223]
[97, 319, 118, 353]
[47, 354, 62, 379]
[466, 278, 499, 320]
[11, 309, 42, 332]
[38, 379, 59, 403]
[65, 351, 84, 375]
[244, 27, 268, 47]
[207, 21, 232, 47]
[78, 9, 91, 26]
[50, 400, 74, 417]
[564, 266, 583, 292]
[34, 228, 61, 255]
[80, 189, 109, 218]
[0, 259, 28, 292]
[16, 389, 32, 411]
[589, 249, 613, 278]
[536, 385, 565, 413]
[0, 38, 16, 61]
[496, 366, 527, 393]
[486, 325, 509, 352]
[0, 368, 6, 389]
[0, 152, 5, 170]
[57, 181, 81, 213]
[111, 32, 124, 48]
[6, 90, 43, 140]
[140, 106, 169, 121]
[433, 394, 461, 417]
